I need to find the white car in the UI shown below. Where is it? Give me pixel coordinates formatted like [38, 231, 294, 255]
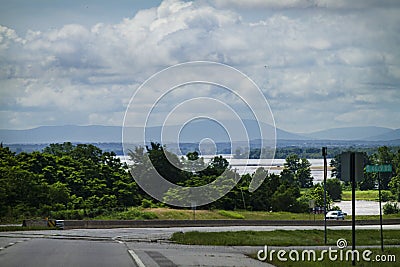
[326, 210, 346, 220]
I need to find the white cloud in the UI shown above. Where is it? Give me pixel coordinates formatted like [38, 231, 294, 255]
[0, 0, 399, 132]
[212, 0, 400, 10]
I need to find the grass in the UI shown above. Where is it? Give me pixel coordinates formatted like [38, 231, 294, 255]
[251, 247, 400, 267]
[146, 208, 226, 220]
[144, 208, 398, 221]
[170, 229, 400, 246]
[341, 190, 392, 201]
[89, 208, 399, 221]
[3, 206, 397, 224]
[217, 210, 245, 219]
[147, 208, 328, 220]
[94, 207, 158, 220]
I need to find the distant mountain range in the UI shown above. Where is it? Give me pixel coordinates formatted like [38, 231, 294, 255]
[300, 126, 399, 141]
[0, 123, 399, 144]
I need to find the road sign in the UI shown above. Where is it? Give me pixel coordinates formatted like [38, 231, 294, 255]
[365, 165, 392, 173]
[341, 152, 364, 182]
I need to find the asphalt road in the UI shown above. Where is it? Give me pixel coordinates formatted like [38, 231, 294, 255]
[1, 225, 398, 266]
[0, 238, 135, 267]
[0, 227, 271, 266]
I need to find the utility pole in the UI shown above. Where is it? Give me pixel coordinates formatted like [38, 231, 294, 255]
[378, 171, 384, 251]
[322, 147, 327, 245]
[350, 152, 356, 266]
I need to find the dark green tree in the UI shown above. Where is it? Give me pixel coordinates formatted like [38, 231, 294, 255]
[326, 178, 342, 201]
[146, 142, 187, 184]
[282, 154, 313, 187]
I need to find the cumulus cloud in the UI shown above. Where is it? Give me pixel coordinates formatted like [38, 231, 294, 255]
[0, 0, 399, 132]
[211, 0, 400, 10]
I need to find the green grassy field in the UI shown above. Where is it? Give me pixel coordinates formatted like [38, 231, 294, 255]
[341, 190, 392, 201]
[91, 207, 398, 221]
[142, 208, 398, 221]
[147, 208, 328, 220]
[170, 229, 400, 246]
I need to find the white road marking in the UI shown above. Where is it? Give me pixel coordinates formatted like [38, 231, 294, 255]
[128, 249, 146, 267]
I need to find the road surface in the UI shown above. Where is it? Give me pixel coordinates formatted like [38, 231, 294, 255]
[1, 225, 398, 266]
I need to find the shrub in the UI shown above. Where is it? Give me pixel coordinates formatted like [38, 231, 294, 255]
[50, 209, 85, 220]
[379, 191, 394, 202]
[141, 199, 158, 208]
[383, 202, 400, 215]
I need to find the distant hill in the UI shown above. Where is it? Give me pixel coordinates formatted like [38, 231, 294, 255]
[0, 125, 122, 144]
[1, 124, 398, 144]
[300, 126, 394, 141]
[0, 121, 307, 144]
[364, 128, 400, 141]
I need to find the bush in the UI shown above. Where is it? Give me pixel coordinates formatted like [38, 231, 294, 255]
[50, 209, 85, 220]
[326, 178, 342, 200]
[141, 199, 158, 208]
[379, 191, 394, 202]
[383, 202, 400, 215]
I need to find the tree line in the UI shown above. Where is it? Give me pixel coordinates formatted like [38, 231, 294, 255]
[1, 143, 399, 221]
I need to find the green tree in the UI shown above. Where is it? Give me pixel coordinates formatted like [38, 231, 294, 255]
[249, 170, 281, 211]
[48, 181, 70, 206]
[388, 175, 400, 201]
[183, 151, 206, 174]
[283, 154, 313, 188]
[326, 178, 342, 201]
[297, 158, 313, 188]
[146, 142, 187, 184]
[200, 155, 230, 177]
[373, 146, 395, 189]
[270, 182, 300, 212]
[284, 154, 300, 174]
[300, 184, 332, 209]
[330, 154, 341, 180]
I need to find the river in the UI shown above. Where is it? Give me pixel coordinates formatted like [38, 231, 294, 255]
[118, 155, 332, 183]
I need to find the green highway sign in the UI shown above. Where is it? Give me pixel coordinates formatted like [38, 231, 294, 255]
[365, 164, 392, 173]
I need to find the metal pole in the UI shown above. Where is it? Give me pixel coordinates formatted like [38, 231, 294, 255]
[322, 147, 327, 245]
[350, 152, 356, 266]
[378, 172, 384, 251]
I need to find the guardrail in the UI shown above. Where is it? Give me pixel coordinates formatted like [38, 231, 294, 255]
[22, 219, 64, 229]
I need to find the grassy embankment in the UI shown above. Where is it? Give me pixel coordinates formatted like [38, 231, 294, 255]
[93, 207, 399, 221]
[73, 189, 399, 220]
[341, 190, 392, 201]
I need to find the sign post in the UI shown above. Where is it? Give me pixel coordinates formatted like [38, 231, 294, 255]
[309, 199, 316, 221]
[341, 152, 364, 266]
[322, 147, 327, 244]
[366, 164, 392, 251]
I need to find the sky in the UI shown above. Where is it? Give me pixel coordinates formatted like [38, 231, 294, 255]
[0, 0, 399, 134]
